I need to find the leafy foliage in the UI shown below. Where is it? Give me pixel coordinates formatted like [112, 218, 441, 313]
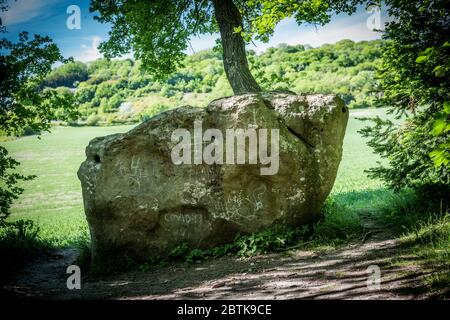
[1, 4, 79, 220]
[360, 0, 450, 190]
[0, 32, 78, 136]
[168, 224, 310, 263]
[0, 147, 35, 219]
[239, 0, 361, 42]
[41, 61, 88, 88]
[233, 225, 310, 257]
[90, 0, 216, 79]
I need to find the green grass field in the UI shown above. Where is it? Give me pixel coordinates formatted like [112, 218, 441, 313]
[1, 108, 392, 248]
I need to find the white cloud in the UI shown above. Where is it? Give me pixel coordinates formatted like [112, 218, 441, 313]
[250, 16, 383, 53]
[2, 0, 52, 26]
[76, 36, 103, 62]
[74, 36, 136, 62]
[188, 7, 390, 54]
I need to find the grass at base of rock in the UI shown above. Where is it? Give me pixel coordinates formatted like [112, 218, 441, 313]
[71, 196, 366, 275]
[130, 197, 366, 273]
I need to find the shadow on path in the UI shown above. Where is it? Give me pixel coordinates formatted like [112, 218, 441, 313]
[3, 209, 433, 300]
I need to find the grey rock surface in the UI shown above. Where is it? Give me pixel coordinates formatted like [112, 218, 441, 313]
[78, 92, 348, 264]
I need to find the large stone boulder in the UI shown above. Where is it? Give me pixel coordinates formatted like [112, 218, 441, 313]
[78, 92, 348, 265]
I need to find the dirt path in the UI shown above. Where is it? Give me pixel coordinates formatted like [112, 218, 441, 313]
[4, 213, 432, 299]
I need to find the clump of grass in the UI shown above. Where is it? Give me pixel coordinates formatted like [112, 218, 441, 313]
[0, 219, 50, 282]
[399, 214, 450, 298]
[412, 237, 450, 298]
[378, 190, 450, 298]
[309, 197, 364, 246]
[33, 214, 90, 248]
[375, 187, 449, 236]
[425, 263, 450, 298]
[400, 215, 450, 247]
[72, 230, 91, 271]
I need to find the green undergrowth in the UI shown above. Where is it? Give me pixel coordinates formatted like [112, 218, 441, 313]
[0, 217, 90, 283]
[376, 188, 450, 298]
[0, 220, 50, 282]
[135, 197, 365, 272]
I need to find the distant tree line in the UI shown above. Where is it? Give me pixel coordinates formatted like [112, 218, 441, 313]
[41, 39, 383, 124]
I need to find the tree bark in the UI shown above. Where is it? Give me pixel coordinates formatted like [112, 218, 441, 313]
[212, 0, 261, 95]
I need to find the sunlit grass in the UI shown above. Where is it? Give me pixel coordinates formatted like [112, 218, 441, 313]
[1, 125, 134, 247]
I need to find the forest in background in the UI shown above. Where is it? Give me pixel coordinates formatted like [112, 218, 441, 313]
[42, 39, 382, 126]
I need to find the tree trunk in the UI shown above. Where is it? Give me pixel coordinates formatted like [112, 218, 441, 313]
[212, 0, 261, 95]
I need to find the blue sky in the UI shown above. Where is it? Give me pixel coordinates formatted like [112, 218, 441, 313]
[2, 0, 390, 62]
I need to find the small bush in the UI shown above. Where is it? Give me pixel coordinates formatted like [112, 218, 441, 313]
[0, 219, 49, 279]
[234, 225, 310, 257]
[311, 197, 364, 245]
[169, 241, 190, 259]
[86, 114, 101, 126]
[139, 104, 171, 122]
[18, 126, 38, 137]
[0, 220, 39, 246]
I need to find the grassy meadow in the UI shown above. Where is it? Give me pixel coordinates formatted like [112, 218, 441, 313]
[1, 108, 391, 248]
[1, 125, 133, 248]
